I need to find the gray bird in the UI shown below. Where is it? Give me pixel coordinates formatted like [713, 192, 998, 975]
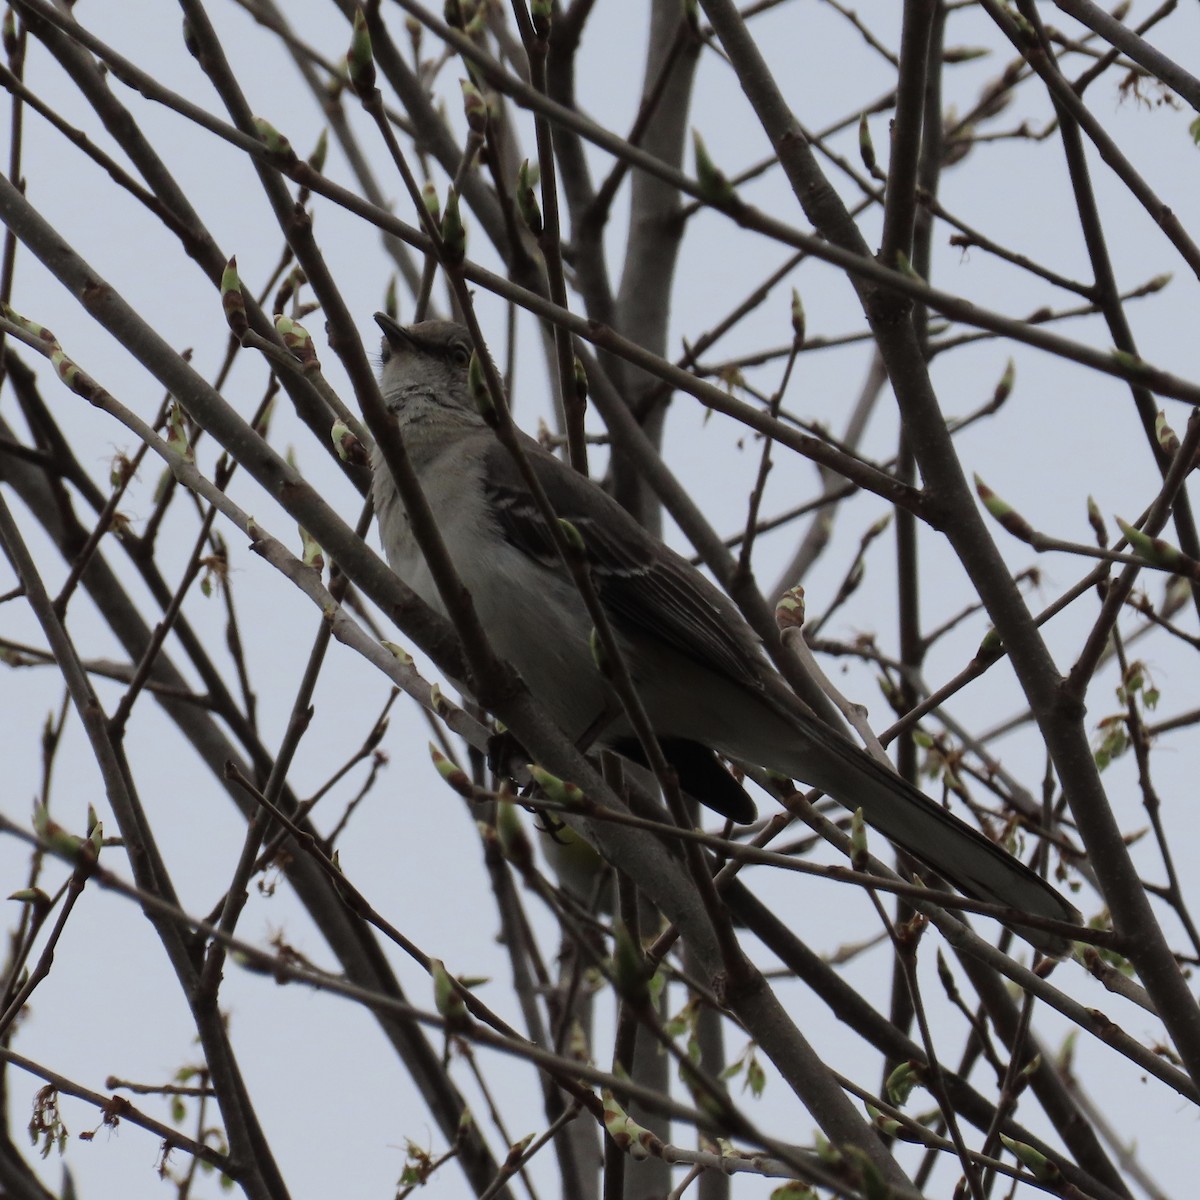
[370, 314, 1079, 951]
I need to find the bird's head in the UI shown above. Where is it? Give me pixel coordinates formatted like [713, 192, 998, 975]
[374, 314, 481, 420]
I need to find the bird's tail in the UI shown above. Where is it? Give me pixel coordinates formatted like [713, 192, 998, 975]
[777, 733, 1080, 956]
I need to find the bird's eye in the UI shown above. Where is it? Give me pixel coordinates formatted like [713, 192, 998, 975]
[449, 341, 471, 368]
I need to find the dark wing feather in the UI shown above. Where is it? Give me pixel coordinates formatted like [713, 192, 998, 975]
[481, 440, 764, 690]
[613, 735, 757, 823]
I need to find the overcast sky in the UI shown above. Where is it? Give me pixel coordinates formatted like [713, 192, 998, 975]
[3, 2, 1200, 1197]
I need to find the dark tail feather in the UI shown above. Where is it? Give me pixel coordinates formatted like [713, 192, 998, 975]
[784, 735, 1079, 955]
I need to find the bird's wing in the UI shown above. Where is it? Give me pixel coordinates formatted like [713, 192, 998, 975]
[480, 439, 765, 690]
[477, 443, 1081, 951]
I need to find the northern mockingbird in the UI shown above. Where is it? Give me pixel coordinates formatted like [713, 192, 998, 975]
[371, 315, 1079, 950]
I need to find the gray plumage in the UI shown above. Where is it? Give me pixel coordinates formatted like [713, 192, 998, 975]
[371, 314, 1079, 953]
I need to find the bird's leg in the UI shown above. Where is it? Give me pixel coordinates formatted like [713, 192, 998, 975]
[485, 726, 526, 780]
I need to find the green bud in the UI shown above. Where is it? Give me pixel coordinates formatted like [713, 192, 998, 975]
[1056, 1031, 1077, 1073]
[504, 1134, 535, 1167]
[221, 257, 249, 339]
[588, 627, 608, 676]
[467, 350, 491, 417]
[790, 288, 805, 346]
[572, 356, 588, 403]
[692, 130, 736, 207]
[977, 627, 1002, 660]
[87, 817, 104, 859]
[528, 764, 585, 806]
[1086, 495, 1107, 547]
[999, 1134, 1061, 1183]
[330, 418, 368, 465]
[346, 8, 376, 96]
[430, 744, 474, 798]
[844, 1150, 887, 1200]
[32, 805, 85, 862]
[45, 348, 97, 403]
[516, 159, 543, 235]
[893, 250, 923, 279]
[775, 585, 805, 631]
[612, 921, 650, 1005]
[849, 807, 868, 870]
[866, 1104, 903, 1138]
[420, 181, 440, 223]
[1117, 517, 1197, 577]
[428, 682, 452, 718]
[1010, 9, 1037, 39]
[275, 314, 320, 371]
[601, 1090, 662, 1160]
[975, 475, 1035, 544]
[1110, 347, 1149, 376]
[942, 45, 990, 64]
[557, 517, 586, 555]
[565, 1019, 591, 1065]
[441, 186, 466, 264]
[252, 117, 298, 166]
[885, 1060, 922, 1106]
[298, 526, 325, 573]
[1155, 410, 1180, 456]
[305, 128, 328, 174]
[406, 15, 422, 56]
[601, 1090, 632, 1149]
[0, 300, 55, 347]
[464, 2, 487, 36]
[813, 1131, 843, 1165]
[9, 888, 51, 918]
[858, 113, 877, 174]
[495, 801, 533, 871]
[460, 78, 487, 133]
[766, 1185, 817, 1199]
[382, 640, 414, 666]
[431, 958, 470, 1029]
[165, 401, 193, 463]
[935, 949, 956, 994]
[3, 10, 20, 64]
[991, 358, 1014, 408]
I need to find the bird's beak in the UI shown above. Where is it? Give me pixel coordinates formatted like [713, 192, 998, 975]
[374, 311, 414, 349]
